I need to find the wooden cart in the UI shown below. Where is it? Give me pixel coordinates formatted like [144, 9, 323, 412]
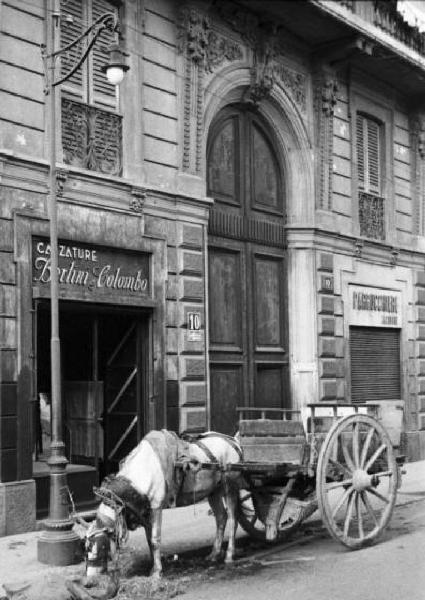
[231, 402, 403, 549]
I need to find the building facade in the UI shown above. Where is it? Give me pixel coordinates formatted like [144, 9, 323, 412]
[1, 0, 425, 534]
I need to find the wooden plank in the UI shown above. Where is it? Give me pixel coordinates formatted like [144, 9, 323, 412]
[242, 443, 305, 464]
[239, 419, 304, 436]
[241, 435, 306, 445]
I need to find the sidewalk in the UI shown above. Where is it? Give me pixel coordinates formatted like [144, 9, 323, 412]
[0, 460, 424, 596]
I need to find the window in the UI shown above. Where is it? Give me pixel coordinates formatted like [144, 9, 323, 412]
[356, 113, 385, 240]
[60, 0, 120, 109]
[356, 113, 382, 195]
[59, 0, 123, 175]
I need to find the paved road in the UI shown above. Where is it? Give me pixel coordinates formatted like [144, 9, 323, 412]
[175, 498, 425, 600]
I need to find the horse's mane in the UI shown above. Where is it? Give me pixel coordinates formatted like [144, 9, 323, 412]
[101, 474, 151, 528]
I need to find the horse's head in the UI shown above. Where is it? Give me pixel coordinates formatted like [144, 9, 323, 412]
[85, 517, 113, 577]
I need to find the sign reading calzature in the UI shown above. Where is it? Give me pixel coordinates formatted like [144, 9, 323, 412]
[349, 285, 401, 328]
[32, 238, 150, 300]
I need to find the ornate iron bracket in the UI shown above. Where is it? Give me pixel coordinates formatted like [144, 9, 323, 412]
[41, 11, 118, 94]
[56, 169, 68, 197]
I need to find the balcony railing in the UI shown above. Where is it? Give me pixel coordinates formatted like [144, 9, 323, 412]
[359, 191, 385, 241]
[61, 97, 123, 176]
[336, 0, 425, 58]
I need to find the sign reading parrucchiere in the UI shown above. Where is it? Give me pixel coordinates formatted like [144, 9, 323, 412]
[32, 238, 150, 301]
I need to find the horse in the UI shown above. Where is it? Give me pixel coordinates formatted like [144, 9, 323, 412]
[83, 429, 243, 579]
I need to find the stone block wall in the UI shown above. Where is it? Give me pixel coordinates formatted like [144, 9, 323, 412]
[166, 221, 207, 433]
[317, 252, 345, 401]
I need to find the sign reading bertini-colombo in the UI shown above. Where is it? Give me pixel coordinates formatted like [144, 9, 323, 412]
[349, 284, 401, 328]
[32, 237, 150, 302]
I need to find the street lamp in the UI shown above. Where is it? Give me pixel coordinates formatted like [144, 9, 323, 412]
[37, 0, 128, 566]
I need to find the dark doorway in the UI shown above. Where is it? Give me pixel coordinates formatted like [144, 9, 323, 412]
[34, 302, 150, 479]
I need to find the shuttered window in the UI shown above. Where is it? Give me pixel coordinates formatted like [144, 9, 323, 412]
[60, 0, 119, 109]
[350, 327, 400, 403]
[356, 114, 382, 195]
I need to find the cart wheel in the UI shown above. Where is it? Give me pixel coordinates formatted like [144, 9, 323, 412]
[237, 489, 311, 541]
[316, 413, 397, 549]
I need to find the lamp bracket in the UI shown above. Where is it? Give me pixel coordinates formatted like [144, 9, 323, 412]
[41, 11, 119, 92]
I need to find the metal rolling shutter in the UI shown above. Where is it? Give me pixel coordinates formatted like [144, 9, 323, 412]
[350, 326, 400, 403]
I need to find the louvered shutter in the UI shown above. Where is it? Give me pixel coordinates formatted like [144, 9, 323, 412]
[60, 0, 84, 97]
[350, 327, 400, 403]
[366, 118, 380, 194]
[356, 115, 365, 190]
[356, 114, 381, 195]
[91, 0, 119, 107]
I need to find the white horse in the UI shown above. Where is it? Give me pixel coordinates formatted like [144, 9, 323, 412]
[84, 430, 243, 579]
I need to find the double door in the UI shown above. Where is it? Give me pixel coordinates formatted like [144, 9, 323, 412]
[207, 106, 289, 434]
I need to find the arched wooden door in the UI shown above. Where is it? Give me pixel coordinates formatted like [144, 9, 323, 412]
[207, 106, 289, 434]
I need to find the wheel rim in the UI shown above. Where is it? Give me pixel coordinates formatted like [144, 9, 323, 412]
[316, 413, 398, 549]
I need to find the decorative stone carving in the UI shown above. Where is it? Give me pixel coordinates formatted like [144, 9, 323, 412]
[354, 239, 364, 258]
[321, 76, 338, 116]
[215, 0, 307, 110]
[204, 31, 243, 73]
[390, 247, 399, 266]
[61, 97, 122, 176]
[177, 7, 210, 64]
[314, 68, 338, 210]
[56, 169, 68, 197]
[415, 114, 425, 159]
[130, 187, 146, 213]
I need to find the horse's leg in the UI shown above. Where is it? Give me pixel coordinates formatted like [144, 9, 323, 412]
[224, 484, 238, 564]
[144, 519, 153, 565]
[206, 489, 227, 562]
[149, 508, 163, 578]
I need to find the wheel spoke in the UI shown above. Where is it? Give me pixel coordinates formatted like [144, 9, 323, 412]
[360, 426, 375, 469]
[368, 488, 390, 504]
[371, 469, 393, 479]
[341, 438, 356, 473]
[356, 492, 364, 539]
[331, 486, 353, 520]
[364, 443, 386, 472]
[329, 457, 352, 478]
[343, 491, 356, 537]
[360, 491, 378, 527]
[352, 423, 360, 468]
[325, 478, 353, 491]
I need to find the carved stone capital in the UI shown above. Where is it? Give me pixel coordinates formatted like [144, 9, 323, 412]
[178, 6, 210, 64]
[130, 187, 146, 213]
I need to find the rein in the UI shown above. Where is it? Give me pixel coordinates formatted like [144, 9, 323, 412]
[93, 486, 129, 550]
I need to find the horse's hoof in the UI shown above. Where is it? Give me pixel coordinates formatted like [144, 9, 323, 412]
[224, 556, 234, 565]
[149, 570, 162, 580]
[205, 552, 220, 563]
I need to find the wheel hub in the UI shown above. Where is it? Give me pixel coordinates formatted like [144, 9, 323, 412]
[352, 469, 372, 491]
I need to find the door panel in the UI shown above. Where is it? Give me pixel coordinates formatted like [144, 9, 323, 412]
[64, 380, 103, 466]
[104, 320, 140, 473]
[254, 255, 284, 348]
[209, 247, 243, 349]
[210, 364, 243, 435]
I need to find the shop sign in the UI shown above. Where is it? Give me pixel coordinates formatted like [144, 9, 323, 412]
[32, 238, 150, 300]
[187, 311, 202, 341]
[349, 285, 401, 328]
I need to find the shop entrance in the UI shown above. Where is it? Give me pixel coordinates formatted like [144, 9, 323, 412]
[34, 302, 150, 481]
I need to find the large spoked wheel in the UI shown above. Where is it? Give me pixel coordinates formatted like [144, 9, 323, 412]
[237, 489, 314, 542]
[316, 413, 398, 549]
